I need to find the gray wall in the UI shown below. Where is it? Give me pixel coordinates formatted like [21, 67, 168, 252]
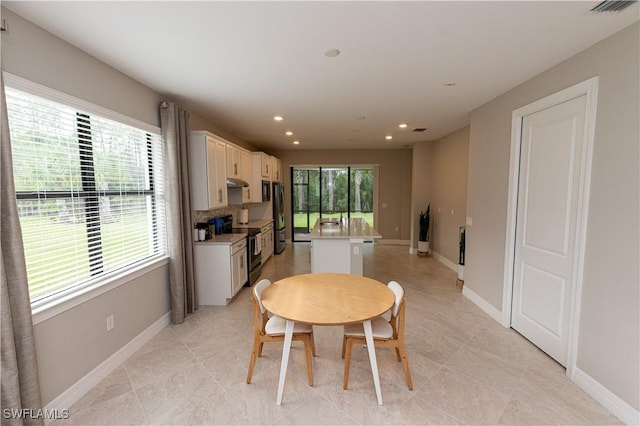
[273, 148, 413, 241]
[465, 23, 639, 410]
[2, 8, 172, 405]
[417, 126, 469, 263]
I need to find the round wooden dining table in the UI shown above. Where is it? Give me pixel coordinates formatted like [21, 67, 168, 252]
[262, 273, 394, 405]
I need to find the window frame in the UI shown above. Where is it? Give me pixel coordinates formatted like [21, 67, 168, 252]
[4, 72, 168, 320]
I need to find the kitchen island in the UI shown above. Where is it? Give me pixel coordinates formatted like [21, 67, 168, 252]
[310, 217, 381, 275]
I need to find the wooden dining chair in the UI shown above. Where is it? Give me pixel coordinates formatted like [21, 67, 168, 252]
[246, 278, 316, 385]
[341, 280, 413, 390]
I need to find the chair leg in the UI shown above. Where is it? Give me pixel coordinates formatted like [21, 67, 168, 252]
[341, 335, 347, 359]
[394, 346, 401, 362]
[342, 337, 354, 390]
[302, 335, 314, 386]
[257, 342, 264, 357]
[398, 344, 413, 390]
[246, 337, 260, 384]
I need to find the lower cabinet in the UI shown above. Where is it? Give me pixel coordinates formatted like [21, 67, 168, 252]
[231, 242, 248, 296]
[195, 238, 248, 305]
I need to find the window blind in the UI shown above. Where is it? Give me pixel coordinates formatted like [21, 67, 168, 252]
[6, 87, 166, 306]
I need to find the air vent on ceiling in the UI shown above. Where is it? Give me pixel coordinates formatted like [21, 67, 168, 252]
[412, 128, 427, 133]
[590, 0, 636, 13]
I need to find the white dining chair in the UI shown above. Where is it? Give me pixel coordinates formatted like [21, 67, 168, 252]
[246, 278, 316, 385]
[341, 280, 413, 390]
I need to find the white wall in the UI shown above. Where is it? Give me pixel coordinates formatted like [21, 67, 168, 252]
[465, 22, 639, 412]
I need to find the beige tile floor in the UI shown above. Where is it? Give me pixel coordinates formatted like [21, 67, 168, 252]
[56, 243, 621, 425]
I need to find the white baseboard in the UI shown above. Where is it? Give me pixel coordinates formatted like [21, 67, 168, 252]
[43, 311, 171, 422]
[431, 250, 458, 272]
[572, 367, 639, 425]
[462, 285, 503, 324]
[376, 239, 410, 246]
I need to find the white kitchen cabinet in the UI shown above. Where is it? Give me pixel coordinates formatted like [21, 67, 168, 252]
[250, 152, 269, 203]
[241, 150, 252, 202]
[254, 152, 271, 179]
[270, 156, 282, 182]
[260, 221, 274, 264]
[228, 149, 252, 205]
[189, 131, 227, 210]
[231, 241, 248, 296]
[241, 150, 252, 183]
[226, 144, 242, 179]
[195, 237, 247, 305]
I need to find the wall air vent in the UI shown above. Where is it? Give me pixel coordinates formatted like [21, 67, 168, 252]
[412, 128, 427, 133]
[590, 0, 637, 13]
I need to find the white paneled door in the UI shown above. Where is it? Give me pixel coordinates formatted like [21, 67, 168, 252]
[511, 94, 587, 367]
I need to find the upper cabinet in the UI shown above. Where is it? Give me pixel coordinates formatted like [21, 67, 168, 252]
[241, 150, 252, 184]
[270, 156, 282, 182]
[259, 153, 271, 179]
[190, 134, 281, 208]
[226, 144, 242, 179]
[189, 131, 228, 210]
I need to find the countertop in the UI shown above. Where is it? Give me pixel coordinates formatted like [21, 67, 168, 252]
[195, 233, 246, 245]
[310, 217, 381, 240]
[234, 219, 274, 229]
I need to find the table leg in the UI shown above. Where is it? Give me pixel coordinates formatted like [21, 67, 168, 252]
[276, 319, 295, 405]
[363, 319, 383, 405]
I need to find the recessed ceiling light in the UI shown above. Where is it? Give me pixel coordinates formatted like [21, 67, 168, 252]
[385, 135, 393, 140]
[285, 131, 293, 136]
[398, 123, 408, 129]
[323, 48, 340, 58]
[273, 116, 284, 121]
[293, 140, 300, 145]
[444, 83, 457, 87]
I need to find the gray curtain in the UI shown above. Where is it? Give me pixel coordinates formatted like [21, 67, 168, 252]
[160, 101, 196, 324]
[1, 75, 44, 424]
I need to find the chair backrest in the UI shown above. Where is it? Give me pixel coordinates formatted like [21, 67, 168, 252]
[387, 281, 404, 318]
[253, 278, 272, 314]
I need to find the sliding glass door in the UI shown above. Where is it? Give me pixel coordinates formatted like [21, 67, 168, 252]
[292, 166, 375, 241]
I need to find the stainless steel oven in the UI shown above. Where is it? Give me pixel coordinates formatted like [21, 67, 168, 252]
[212, 214, 263, 286]
[245, 228, 262, 285]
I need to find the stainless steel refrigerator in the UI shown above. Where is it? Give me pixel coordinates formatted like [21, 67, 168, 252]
[272, 182, 286, 254]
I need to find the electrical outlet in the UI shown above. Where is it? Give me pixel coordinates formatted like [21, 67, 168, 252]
[395, 226, 399, 232]
[353, 246, 360, 255]
[106, 315, 114, 331]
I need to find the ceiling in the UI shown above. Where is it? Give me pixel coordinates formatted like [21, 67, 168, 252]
[4, 1, 638, 151]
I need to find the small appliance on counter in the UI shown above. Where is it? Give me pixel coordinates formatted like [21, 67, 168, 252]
[194, 222, 212, 241]
[210, 217, 226, 235]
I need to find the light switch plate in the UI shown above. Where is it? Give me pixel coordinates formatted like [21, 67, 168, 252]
[466, 216, 473, 226]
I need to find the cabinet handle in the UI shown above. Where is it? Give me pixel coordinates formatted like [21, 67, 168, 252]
[248, 189, 250, 198]
[240, 256, 244, 268]
[266, 164, 269, 174]
[234, 163, 238, 175]
[218, 189, 222, 202]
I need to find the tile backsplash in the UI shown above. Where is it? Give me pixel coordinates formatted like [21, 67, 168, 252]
[192, 201, 271, 227]
[192, 205, 243, 226]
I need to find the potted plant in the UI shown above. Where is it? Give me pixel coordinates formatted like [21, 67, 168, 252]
[418, 204, 430, 254]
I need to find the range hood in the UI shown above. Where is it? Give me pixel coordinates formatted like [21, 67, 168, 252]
[226, 177, 249, 188]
